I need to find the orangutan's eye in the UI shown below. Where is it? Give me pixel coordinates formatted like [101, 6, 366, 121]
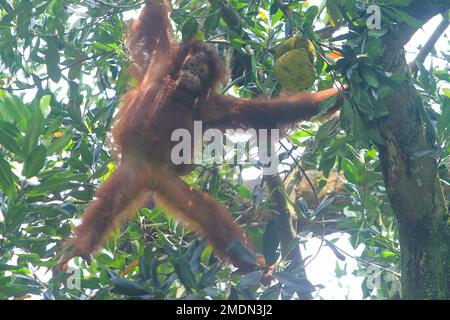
[197, 63, 209, 76]
[184, 56, 196, 69]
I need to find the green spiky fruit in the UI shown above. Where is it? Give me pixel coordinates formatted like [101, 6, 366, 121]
[274, 36, 316, 64]
[273, 37, 297, 59]
[294, 37, 316, 64]
[273, 48, 316, 92]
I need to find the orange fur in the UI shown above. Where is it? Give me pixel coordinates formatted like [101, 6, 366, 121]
[154, 175, 257, 270]
[56, 0, 345, 273]
[64, 163, 150, 260]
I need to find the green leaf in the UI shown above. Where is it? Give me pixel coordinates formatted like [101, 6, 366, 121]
[226, 239, 258, 270]
[353, 108, 370, 147]
[109, 271, 149, 296]
[360, 65, 379, 88]
[383, 8, 423, 28]
[173, 256, 197, 291]
[341, 158, 359, 184]
[304, 6, 319, 27]
[326, 0, 344, 26]
[0, 156, 15, 194]
[182, 18, 198, 41]
[0, 94, 32, 128]
[28, 172, 87, 196]
[90, 166, 109, 180]
[235, 185, 252, 199]
[46, 132, 73, 155]
[437, 102, 450, 140]
[0, 283, 41, 298]
[379, 0, 412, 8]
[221, 3, 242, 33]
[67, 81, 83, 126]
[380, 250, 396, 259]
[442, 88, 450, 98]
[45, 39, 61, 83]
[263, 219, 279, 266]
[39, 94, 51, 115]
[314, 196, 337, 217]
[199, 263, 220, 288]
[92, 43, 116, 52]
[23, 145, 46, 178]
[260, 285, 281, 300]
[68, 61, 83, 80]
[316, 96, 337, 117]
[273, 272, 315, 295]
[367, 126, 385, 145]
[22, 109, 43, 156]
[295, 198, 310, 217]
[0, 126, 21, 155]
[368, 29, 388, 39]
[204, 6, 221, 34]
[238, 271, 262, 289]
[270, 2, 279, 15]
[16, 0, 32, 38]
[340, 99, 353, 132]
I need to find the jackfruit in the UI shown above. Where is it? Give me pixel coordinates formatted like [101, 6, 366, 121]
[273, 48, 316, 92]
[274, 36, 316, 64]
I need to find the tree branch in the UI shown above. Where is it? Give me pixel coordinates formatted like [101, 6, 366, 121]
[265, 175, 313, 300]
[409, 16, 449, 74]
[398, 0, 450, 44]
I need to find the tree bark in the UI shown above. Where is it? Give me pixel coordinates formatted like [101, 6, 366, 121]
[266, 175, 313, 300]
[375, 0, 450, 299]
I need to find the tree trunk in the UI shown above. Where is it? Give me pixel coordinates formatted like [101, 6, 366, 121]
[376, 31, 449, 299]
